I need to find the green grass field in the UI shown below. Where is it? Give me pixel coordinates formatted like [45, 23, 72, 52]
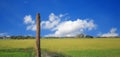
[0, 38, 120, 57]
[0, 48, 34, 57]
[0, 39, 35, 57]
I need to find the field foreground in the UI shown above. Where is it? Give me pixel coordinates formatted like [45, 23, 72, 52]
[0, 38, 120, 57]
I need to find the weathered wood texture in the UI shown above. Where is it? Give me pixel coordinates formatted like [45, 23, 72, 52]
[36, 13, 41, 57]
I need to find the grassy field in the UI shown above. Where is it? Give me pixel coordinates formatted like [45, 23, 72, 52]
[0, 38, 120, 57]
[0, 39, 35, 57]
[0, 48, 34, 57]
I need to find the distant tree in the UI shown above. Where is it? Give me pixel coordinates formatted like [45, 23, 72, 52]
[76, 34, 85, 38]
[86, 35, 93, 38]
[76, 34, 93, 38]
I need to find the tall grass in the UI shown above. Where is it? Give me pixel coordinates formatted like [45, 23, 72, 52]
[0, 39, 35, 49]
[0, 39, 35, 57]
[41, 38, 120, 51]
[0, 38, 120, 57]
[0, 48, 35, 57]
[41, 38, 120, 57]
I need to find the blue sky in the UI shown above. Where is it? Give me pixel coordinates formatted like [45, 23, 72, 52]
[0, 0, 120, 37]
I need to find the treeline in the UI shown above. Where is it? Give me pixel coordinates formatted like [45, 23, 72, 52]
[10, 36, 35, 39]
[43, 34, 94, 39]
[43, 34, 120, 39]
[0, 36, 35, 39]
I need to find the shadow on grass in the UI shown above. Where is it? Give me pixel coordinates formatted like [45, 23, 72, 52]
[41, 49, 71, 57]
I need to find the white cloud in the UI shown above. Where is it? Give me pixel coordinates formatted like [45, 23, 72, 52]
[0, 33, 6, 36]
[24, 15, 35, 24]
[24, 15, 36, 31]
[41, 13, 64, 29]
[0, 33, 10, 37]
[26, 24, 36, 31]
[100, 28, 119, 37]
[24, 13, 96, 37]
[45, 19, 96, 37]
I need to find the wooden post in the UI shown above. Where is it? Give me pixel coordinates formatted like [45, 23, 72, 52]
[36, 13, 41, 57]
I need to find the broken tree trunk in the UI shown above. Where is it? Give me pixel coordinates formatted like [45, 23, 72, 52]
[36, 13, 41, 57]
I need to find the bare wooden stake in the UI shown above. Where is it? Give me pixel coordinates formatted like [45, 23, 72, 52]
[36, 13, 41, 57]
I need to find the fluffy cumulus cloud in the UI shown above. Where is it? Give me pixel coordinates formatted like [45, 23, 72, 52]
[24, 13, 96, 37]
[100, 28, 119, 37]
[24, 15, 36, 31]
[41, 13, 63, 29]
[45, 19, 96, 37]
[42, 13, 96, 37]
